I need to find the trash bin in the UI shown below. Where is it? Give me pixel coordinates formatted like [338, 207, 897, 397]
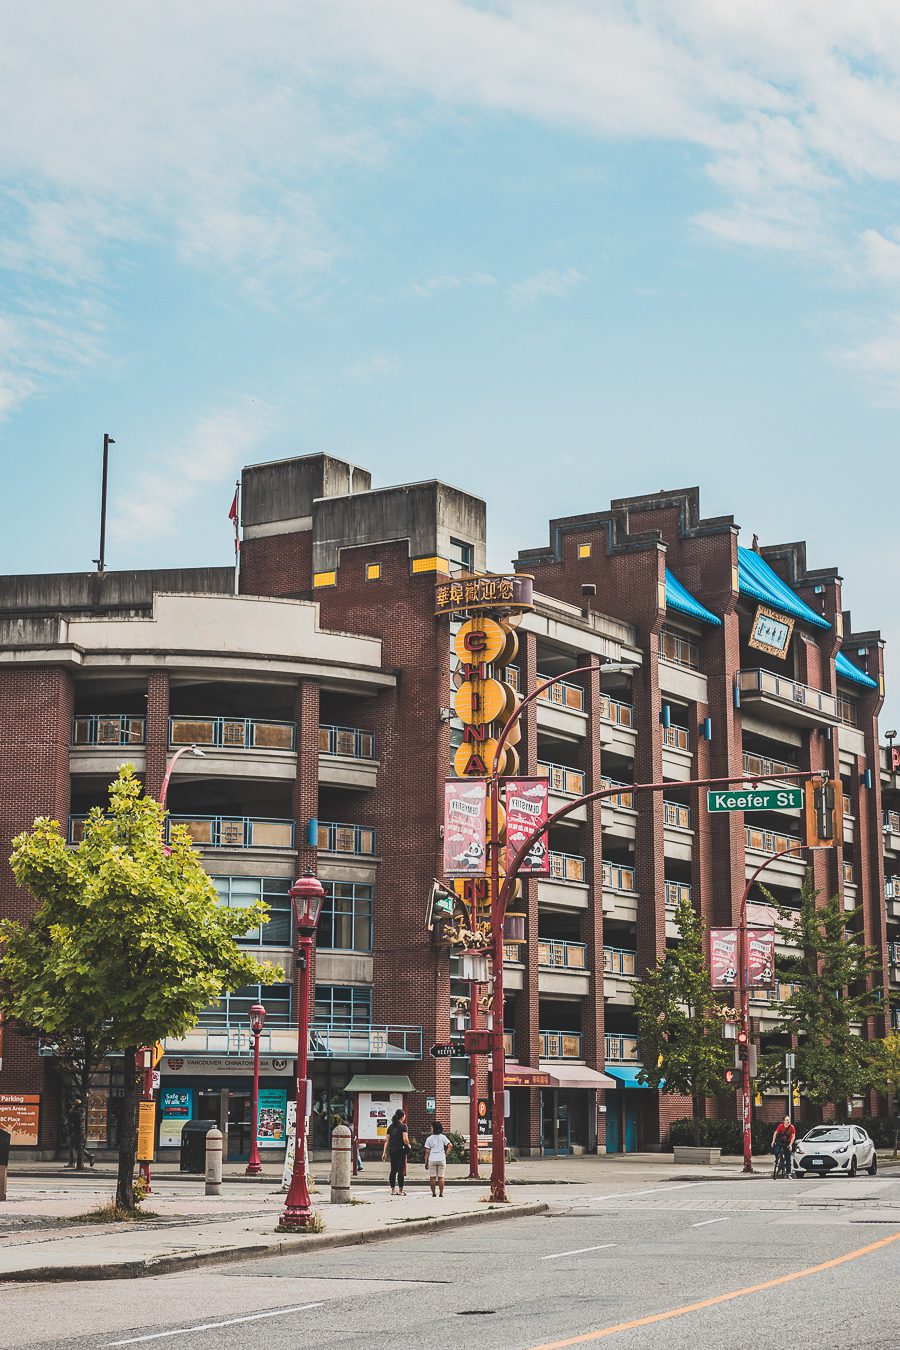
[180, 1119, 218, 1173]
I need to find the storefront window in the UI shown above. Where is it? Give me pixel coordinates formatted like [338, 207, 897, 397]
[318, 883, 373, 951]
[211, 876, 292, 946]
[314, 985, 372, 1027]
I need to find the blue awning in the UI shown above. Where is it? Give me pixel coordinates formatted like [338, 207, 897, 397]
[604, 1067, 657, 1089]
[665, 569, 721, 626]
[836, 650, 878, 689]
[737, 546, 830, 630]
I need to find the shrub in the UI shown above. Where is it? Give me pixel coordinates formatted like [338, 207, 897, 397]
[668, 1117, 770, 1155]
[407, 1128, 468, 1164]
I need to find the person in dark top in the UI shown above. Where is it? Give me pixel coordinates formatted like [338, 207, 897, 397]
[772, 1116, 796, 1178]
[382, 1108, 410, 1196]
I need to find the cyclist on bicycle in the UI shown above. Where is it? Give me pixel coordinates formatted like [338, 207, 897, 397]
[772, 1116, 796, 1178]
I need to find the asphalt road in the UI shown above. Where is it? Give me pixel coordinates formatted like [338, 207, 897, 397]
[6, 1174, 900, 1350]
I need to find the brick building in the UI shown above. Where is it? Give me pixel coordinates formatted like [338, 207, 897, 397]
[0, 458, 891, 1159]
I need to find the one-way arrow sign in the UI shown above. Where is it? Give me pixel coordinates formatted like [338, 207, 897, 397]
[430, 1041, 466, 1058]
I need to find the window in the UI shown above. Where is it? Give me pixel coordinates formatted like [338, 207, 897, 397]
[366, 563, 381, 581]
[659, 628, 699, 671]
[578, 543, 591, 559]
[448, 537, 474, 573]
[314, 985, 372, 1027]
[318, 882, 373, 951]
[211, 877, 292, 946]
[200, 982, 291, 1025]
[837, 693, 858, 727]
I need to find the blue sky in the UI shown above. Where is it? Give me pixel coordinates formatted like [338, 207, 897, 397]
[2, 2, 899, 723]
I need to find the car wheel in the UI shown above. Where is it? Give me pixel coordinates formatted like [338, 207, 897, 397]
[849, 1156, 858, 1178]
[868, 1154, 878, 1176]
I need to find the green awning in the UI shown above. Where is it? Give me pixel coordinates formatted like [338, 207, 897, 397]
[344, 1074, 416, 1094]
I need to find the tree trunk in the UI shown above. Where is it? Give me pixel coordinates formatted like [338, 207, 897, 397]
[116, 1047, 139, 1211]
[75, 1039, 93, 1172]
[692, 1090, 704, 1146]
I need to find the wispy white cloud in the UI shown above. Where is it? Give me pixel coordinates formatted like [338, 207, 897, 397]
[112, 400, 273, 544]
[344, 352, 400, 379]
[508, 267, 587, 306]
[412, 271, 497, 298]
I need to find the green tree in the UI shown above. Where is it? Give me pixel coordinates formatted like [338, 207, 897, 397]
[633, 896, 730, 1146]
[865, 1030, 900, 1156]
[757, 872, 882, 1118]
[0, 766, 279, 1209]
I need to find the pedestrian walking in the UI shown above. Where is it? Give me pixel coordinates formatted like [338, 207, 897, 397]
[65, 1096, 94, 1169]
[382, 1108, 410, 1196]
[424, 1120, 453, 1198]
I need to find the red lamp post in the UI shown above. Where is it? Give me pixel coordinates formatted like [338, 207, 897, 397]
[280, 872, 325, 1230]
[245, 1002, 267, 1176]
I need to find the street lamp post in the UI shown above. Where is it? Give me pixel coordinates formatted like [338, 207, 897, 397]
[245, 1003, 267, 1176]
[280, 872, 325, 1230]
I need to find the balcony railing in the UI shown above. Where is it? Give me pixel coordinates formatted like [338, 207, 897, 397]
[889, 943, 900, 967]
[503, 942, 524, 962]
[548, 851, 586, 883]
[665, 880, 691, 909]
[742, 750, 798, 781]
[738, 669, 838, 720]
[169, 815, 294, 849]
[605, 1032, 640, 1064]
[745, 825, 802, 854]
[884, 810, 900, 834]
[749, 981, 800, 1006]
[664, 800, 690, 829]
[170, 716, 296, 751]
[662, 724, 690, 751]
[319, 725, 376, 760]
[603, 946, 637, 976]
[538, 938, 587, 969]
[603, 861, 637, 893]
[537, 761, 585, 797]
[886, 877, 900, 900]
[600, 776, 634, 808]
[503, 1030, 516, 1057]
[317, 821, 377, 856]
[72, 714, 145, 746]
[163, 1023, 422, 1059]
[536, 674, 585, 712]
[540, 1029, 583, 1059]
[843, 861, 855, 885]
[599, 695, 634, 728]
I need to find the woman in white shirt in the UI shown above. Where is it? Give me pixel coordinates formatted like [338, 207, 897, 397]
[423, 1120, 453, 1197]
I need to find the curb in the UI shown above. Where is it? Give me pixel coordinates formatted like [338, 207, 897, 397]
[0, 1200, 550, 1284]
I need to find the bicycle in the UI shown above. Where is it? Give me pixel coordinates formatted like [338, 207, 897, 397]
[772, 1145, 790, 1180]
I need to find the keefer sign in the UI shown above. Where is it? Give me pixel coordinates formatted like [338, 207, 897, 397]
[707, 787, 803, 812]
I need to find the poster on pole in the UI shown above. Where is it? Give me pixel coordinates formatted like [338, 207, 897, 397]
[505, 778, 550, 874]
[747, 929, 776, 988]
[256, 1088, 288, 1148]
[443, 779, 487, 877]
[710, 928, 739, 989]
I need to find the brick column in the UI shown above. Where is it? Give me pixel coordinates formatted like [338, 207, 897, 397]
[144, 672, 169, 800]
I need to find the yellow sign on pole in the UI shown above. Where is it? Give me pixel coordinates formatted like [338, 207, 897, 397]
[137, 1100, 156, 1162]
[152, 1042, 165, 1068]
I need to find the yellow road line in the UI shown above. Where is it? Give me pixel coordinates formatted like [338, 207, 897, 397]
[528, 1230, 900, 1349]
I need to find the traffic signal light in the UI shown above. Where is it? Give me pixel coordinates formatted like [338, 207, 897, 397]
[736, 1030, 749, 1064]
[804, 778, 844, 848]
[724, 1067, 739, 1088]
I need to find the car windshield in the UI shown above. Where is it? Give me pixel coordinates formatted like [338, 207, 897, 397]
[804, 1127, 850, 1142]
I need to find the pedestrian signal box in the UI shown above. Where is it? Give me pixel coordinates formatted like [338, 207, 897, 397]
[724, 1068, 739, 1087]
[804, 779, 843, 848]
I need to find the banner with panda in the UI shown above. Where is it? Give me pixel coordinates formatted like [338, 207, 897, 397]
[505, 777, 550, 875]
[443, 779, 488, 877]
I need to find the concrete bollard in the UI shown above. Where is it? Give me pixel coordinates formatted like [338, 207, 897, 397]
[330, 1124, 352, 1203]
[205, 1127, 223, 1196]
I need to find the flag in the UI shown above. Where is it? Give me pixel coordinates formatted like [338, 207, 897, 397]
[228, 490, 238, 523]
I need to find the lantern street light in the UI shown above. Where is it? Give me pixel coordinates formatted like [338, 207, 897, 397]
[245, 1002, 267, 1176]
[279, 872, 326, 1230]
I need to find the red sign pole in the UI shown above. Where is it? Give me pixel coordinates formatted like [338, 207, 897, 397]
[468, 979, 480, 1179]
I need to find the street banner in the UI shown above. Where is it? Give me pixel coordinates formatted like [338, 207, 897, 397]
[443, 779, 487, 876]
[747, 929, 776, 988]
[505, 777, 550, 874]
[256, 1088, 288, 1149]
[710, 928, 739, 989]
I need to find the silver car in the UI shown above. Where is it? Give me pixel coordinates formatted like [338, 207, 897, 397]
[793, 1124, 878, 1178]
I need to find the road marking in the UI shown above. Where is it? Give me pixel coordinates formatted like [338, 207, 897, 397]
[542, 1244, 618, 1260]
[691, 1218, 729, 1228]
[580, 1183, 699, 1204]
[527, 1230, 900, 1348]
[107, 1303, 324, 1345]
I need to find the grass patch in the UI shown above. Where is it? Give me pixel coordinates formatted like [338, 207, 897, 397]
[276, 1212, 326, 1234]
[74, 1202, 161, 1224]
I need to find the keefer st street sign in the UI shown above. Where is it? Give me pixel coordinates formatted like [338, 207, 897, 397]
[707, 787, 803, 812]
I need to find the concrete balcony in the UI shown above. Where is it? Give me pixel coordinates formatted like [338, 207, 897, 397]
[537, 759, 587, 823]
[745, 825, 804, 887]
[597, 695, 636, 759]
[738, 668, 838, 728]
[537, 938, 590, 994]
[540, 1030, 583, 1060]
[886, 877, 900, 920]
[884, 809, 900, 857]
[534, 673, 589, 738]
[601, 862, 638, 922]
[661, 724, 692, 781]
[319, 724, 379, 789]
[599, 777, 636, 842]
[160, 1022, 423, 1061]
[604, 1032, 640, 1065]
[603, 946, 637, 1006]
[539, 851, 590, 910]
[663, 798, 693, 861]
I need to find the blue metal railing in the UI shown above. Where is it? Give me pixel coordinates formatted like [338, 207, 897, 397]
[319, 725, 376, 760]
[548, 851, 586, 883]
[603, 946, 637, 976]
[166, 816, 295, 849]
[169, 716, 296, 751]
[665, 880, 691, 909]
[605, 1032, 640, 1063]
[540, 1030, 583, 1059]
[72, 714, 145, 746]
[317, 821, 377, 856]
[161, 1023, 422, 1059]
[538, 938, 587, 969]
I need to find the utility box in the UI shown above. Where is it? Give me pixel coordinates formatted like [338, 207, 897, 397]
[179, 1119, 217, 1174]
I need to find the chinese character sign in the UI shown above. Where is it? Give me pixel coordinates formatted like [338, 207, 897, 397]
[443, 779, 487, 877]
[747, 929, 776, 988]
[434, 573, 534, 616]
[505, 778, 550, 874]
[710, 928, 739, 989]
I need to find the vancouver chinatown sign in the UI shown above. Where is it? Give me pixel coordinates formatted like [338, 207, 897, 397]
[707, 787, 803, 812]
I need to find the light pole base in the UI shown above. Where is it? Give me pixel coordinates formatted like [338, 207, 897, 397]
[245, 1161, 263, 1176]
[278, 1205, 315, 1231]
